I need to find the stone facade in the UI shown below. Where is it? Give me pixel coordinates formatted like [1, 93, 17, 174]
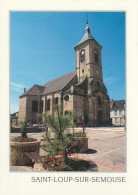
[70, 137, 88, 153]
[10, 140, 41, 166]
[18, 23, 110, 127]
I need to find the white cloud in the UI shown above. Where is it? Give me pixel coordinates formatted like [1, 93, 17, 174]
[10, 82, 26, 93]
[11, 82, 25, 88]
[104, 77, 120, 85]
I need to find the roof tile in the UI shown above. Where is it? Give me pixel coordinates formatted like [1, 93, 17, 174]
[42, 71, 76, 95]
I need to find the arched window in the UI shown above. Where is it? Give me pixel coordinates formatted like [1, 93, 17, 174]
[32, 100, 38, 112]
[80, 49, 85, 62]
[47, 99, 51, 111]
[97, 81, 100, 87]
[65, 111, 68, 116]
[95, 49, 98, 63]
[98, 96, 102, 106]
[55, 97, 59, 105]
[40, 100, 43, 113]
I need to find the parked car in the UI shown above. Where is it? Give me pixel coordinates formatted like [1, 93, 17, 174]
[27, 122, 33, 127]
[32, 123, 39, 127]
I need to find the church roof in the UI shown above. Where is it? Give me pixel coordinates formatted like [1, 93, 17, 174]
[20, 71, 77, 98]
[77, 27, 94, 45]
[42, 71, 77, 95]
[20, 85, 45, 97]
[75, 23, 101, 48]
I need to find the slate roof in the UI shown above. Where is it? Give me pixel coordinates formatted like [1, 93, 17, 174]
[111, 100, 125, 109]
[77, 28, 94, 45]
[20, 84, 45, 97]
[20, 71, 77, 97]
[75, 24, 101, 47]
[42, 71, 76, 95]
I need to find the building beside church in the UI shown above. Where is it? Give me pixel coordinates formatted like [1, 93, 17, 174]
[110, 100, 125, 126]
[19, 22, 110, 127]
[10, 112, 19, 127]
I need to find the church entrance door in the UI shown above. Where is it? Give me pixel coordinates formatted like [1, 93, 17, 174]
[97, 111, 102, 126]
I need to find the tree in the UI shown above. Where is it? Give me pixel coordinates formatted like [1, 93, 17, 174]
[20, 119, 27, 138]
[43, 105, 73, 162]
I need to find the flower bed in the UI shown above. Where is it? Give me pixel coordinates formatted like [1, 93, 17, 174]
[11, 136, 36, 142]
[38, 154, 92, 171]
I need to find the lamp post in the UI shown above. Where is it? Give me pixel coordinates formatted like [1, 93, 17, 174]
[82, 116, 84, 134]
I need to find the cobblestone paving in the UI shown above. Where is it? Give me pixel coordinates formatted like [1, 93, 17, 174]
[10, 127, 126, 172]
[72, 135, 126, 172]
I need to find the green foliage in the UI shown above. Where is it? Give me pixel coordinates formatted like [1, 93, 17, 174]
[42, 105, 73, 160]
[20, 119, 27, 138]
[70, 132, 86, 138]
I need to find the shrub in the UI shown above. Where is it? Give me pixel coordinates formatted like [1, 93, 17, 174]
[20, 119, 27, 138]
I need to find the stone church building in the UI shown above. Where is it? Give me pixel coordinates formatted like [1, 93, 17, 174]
[19, 23, 110, 127]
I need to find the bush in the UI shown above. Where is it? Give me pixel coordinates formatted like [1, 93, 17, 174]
[20, 119, 27, 138]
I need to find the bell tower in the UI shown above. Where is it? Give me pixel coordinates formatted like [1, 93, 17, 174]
[74, 22, 103, 83]
[73, 20, 110, 127]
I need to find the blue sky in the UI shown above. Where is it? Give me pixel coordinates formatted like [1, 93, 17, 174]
[10, 12, 125, 114]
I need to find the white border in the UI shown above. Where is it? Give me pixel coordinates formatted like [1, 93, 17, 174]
[0, 0, 138, 194]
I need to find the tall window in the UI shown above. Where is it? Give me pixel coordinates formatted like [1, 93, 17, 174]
[121, 118, 124, 123]
[98, 95, 102, 106]
[119, 110, 122, 115]
[55, 97, 59, 105]
[114, 111, 117, 115]
[115, 118, 118, 123]
[65, 111, 68, 116]
[47, 99, 51, 111]
[97, 81, 100, 87]
[40, 100, 43, 113]
[32, 100, 38, 112]
[95, 49, 98, 63]
[80, 49, 85, 62]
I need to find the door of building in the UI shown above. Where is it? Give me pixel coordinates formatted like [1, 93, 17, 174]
[98, 111, 102, 126]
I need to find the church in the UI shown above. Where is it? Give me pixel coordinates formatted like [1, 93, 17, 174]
[19, 22, 110, 127]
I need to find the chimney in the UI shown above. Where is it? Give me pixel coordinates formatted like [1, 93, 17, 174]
[110, 99, 113, 108]
[24, 88, 26, 93]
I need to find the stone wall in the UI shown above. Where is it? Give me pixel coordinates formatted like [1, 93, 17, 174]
[19, 91, 110, 127]
[63, 94, 74, 114]
[42, 93, 62, 113]
[70, 137, 88, 153]
[10, 140, 41, 166]
[26, 95, 41, 122]
[73, 95, 85, 125]
[19, 97, 27, 123]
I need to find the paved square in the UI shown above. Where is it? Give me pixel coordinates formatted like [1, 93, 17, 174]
[10, 127, 126, 172]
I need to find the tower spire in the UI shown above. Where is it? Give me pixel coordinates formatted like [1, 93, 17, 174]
[85, 13, 90, 33]
[86, 12, 88, 25]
